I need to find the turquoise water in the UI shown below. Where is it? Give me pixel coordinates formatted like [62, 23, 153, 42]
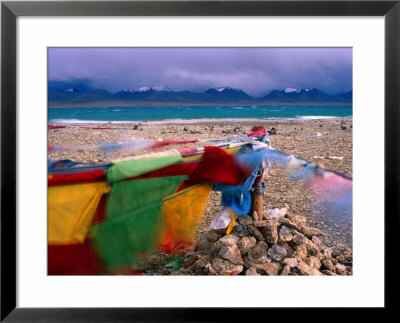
[48, 105, 352, 124]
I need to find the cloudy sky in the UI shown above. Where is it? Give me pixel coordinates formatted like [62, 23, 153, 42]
[48, 48, 352, 97]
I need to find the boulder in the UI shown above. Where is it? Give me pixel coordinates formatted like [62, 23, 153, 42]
[247, 225, 265, 241]
[336, 255, 346, 263]
[267, 244, 288, 261]
[282, 258, 299, 268]
[278, 225, 293, 242]
[237, 236, 257, 255]
[286, 213, 307, 227]
[297, 261, 323, 276]
[262, 221, 279, 244]
[248, 241, 269, 264]
[219, 244, 244, 265]
[244, 257, 282, 275]
[182, 254, 200, 268]
[301, 226, 324, 238]
[321, 269, 338, 276]
[311, 236, 324, 248]
[212, 258, 244, 275]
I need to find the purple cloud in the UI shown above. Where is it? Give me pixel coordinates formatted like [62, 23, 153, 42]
[48, 47, 352, 97]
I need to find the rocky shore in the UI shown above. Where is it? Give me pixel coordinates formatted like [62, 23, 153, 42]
[48, 117, 353, 275]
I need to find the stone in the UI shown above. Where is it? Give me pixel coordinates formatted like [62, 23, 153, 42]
[212, 258, 244, 275]
[245, 267, 260, 276]
[280, 265, 291, 276]
[278, 218, 302, 232]
[182, 254, 199, 268]
[205, 230, 222, 243]
[237, 236, 257, 255]
[212, 234, 240, 256]
[286, 213, 307, 227]
[195, 236, 213, 255]
[297, 261, 323, 276]
[232, 224, 249, 237]
[321, 260, 336, 272]
[193, 258, 210, 275]
[267, 244, 287, 261]
[321, 247, 333, 260]
[301, 226, 324, 238]
[265, 207, 287, 220]
[335, 263, 347, 275]
[237, 215, 253, 226]
[343, 250, 353, 262]
[280, 243, 295, 258]
[303, 256, 321, 269]
[278, 225, 293, 242]
[292, 233, 307, 245]
[321, 269, 338, 276]
[244, 257, 282, 275]
[219, 244, 244, 265]
[248, 241, 269, 264]
[282, 258, 299, 268]
[262, 221, 279, 244]
[312, 236, 324, 248]
[293, 244, 308, 261]
[336, 255, 346, 263]
[247, 225, 265, 241]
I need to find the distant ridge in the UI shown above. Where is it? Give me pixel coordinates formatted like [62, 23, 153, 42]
[48, 84, 352, 107]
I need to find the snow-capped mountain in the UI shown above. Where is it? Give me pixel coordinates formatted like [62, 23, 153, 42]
[262, 87, 347, 103]
[135, 85, 172, 92]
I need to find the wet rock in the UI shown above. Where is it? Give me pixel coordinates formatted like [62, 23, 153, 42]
[237, 236, 257, 255]
[237, 215, 253, 226]
[293, 244, 308, 261]
[248, 241, 269, 264]
[247, 225, 265, 241]
[303, 256, 321, 269]
[278, 225, 293, 242]
[219, 244, 244, 265]
[232, 224, 249, 237]
[282, 258, 299, 268]
[244, 257, 282, 275]
[246, 267, 260, 276]
[297, 261, 323, 276]
[321, 260, 336, 272]
[262, 221, 279, 244]
[267, 244, 287, 261]
[212, 258, 243, 275]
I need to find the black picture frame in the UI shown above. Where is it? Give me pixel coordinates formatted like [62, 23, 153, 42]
[1, 0, 399, 320]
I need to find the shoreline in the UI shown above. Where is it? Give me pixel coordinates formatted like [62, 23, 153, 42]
[49, 116, 353, 126]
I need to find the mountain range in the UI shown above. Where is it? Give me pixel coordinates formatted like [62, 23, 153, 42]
[48, 85, 352, 107]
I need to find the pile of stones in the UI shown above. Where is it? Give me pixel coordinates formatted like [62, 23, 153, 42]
[180, 208, 353, 276]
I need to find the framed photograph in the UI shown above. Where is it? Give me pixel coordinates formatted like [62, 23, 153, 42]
[1, 0, 398, 320]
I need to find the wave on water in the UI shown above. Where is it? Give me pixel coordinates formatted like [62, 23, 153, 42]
[49, 118, 140, 125]
[112, 109, 121, 112]
[296, 116, 338, 120]
[232, 106, 244, 109]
